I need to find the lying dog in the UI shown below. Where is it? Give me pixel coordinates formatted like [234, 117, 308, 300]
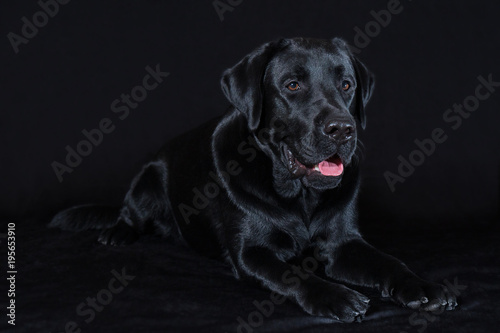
[50, 37, 457, 322]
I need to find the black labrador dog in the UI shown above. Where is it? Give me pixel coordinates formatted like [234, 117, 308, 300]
[50, 37, 457, 322]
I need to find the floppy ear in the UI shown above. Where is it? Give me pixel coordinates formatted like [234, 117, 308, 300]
[221, 39, 289, 131]
[351, 56, 375, 129]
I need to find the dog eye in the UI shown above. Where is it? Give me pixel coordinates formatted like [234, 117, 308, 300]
[341, 80, 351, 91]
[287, 82, 300, 91]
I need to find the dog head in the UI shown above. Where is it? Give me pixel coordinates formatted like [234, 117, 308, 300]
[221, 38, 374, 190]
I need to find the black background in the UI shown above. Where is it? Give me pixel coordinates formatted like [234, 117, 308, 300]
[2, 1, 500, 333]
[2, 0, 499, 226]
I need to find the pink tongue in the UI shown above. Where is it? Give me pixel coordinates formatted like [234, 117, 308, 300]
[318, 157, 344, 176]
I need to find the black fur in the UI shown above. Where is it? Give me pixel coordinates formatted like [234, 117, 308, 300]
[50, 37, 457, 322]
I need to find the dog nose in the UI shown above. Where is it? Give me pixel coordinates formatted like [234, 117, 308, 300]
[323, 121, 355, 142]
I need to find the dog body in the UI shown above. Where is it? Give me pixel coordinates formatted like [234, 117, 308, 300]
[51, 38, 457, 322]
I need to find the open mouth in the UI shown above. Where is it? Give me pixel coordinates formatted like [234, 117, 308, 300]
[284, 148, 344, 177]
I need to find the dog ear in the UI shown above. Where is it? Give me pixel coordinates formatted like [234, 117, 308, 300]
[221, 39, 289, 131]
[351, 56, 375, 129]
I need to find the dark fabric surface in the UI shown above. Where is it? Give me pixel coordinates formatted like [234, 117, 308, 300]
[9, 219, 500, 333]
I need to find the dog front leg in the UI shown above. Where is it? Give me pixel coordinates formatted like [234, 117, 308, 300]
[239, 245, 370, 322]
[324, 238, 457, 311]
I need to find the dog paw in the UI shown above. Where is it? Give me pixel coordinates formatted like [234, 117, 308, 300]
[98, 223, 138, 246]
[297, 281, 370, 322]
[390, 277, 457, 311]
